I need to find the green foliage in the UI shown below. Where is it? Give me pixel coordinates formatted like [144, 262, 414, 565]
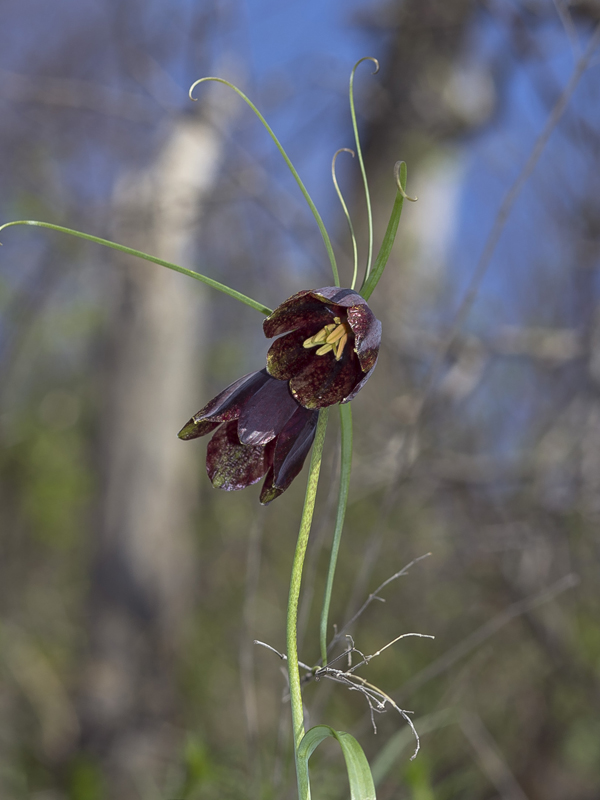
[402, 755, 435, 800]
[67, 756, 105, 800]
[174, 735, 217, 799]
[298, 725, 376, 800]
[18, 427, 92, 549]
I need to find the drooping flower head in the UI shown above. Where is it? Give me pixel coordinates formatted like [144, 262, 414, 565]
[178, 369, 318, 504]
[264, 287, 381, 409]
[179, 288, 380, 502]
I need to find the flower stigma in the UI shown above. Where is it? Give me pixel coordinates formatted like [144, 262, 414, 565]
[302, 317, 352, 361]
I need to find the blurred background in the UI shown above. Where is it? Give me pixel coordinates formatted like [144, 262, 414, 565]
[1, 0, 600, 798]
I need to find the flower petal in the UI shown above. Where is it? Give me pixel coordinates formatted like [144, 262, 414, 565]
[347, 304, 381, 373]
[266, 329, 315, 381]
[238, 377, 299, 445]
[311, 288, 381, 374]
[259, 408, 318, 503]
[264, 287, 382, 382]
[259, 467, 280, 505]
[178, 370, 270, 440]
[341, 358, 378, 404]
[206, 420, 273, 490]
[263, 290, 334, 338]
[274, 406, 319, 483]
[310, 287, 363, 307]
[177, 417, 221, 440]
[289, 349, 361, 409]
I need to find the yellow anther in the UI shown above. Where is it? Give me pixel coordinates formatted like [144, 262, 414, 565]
[303, 323, 337, 348]
[304, 319, 352, 358]
[303, 331, 325, 348]
[325, 324, 347, 344]
[315, 343, 334, 356]
[335, 333, 348, 360]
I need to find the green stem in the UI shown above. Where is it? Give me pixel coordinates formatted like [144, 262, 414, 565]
[0, 220, 272, 316]
[287, 407, 329, 800]
[319, 403, 352, 664]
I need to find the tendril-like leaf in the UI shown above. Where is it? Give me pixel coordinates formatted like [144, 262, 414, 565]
[189, 77, 339, 286]
[349, 57, 379, 287]
[0, 220, 272, 315]
[332, 148, 359, 290]
[394, 161, 418, 202]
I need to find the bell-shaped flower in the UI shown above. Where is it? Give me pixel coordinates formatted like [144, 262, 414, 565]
[178, 369, 318, 504]
[264, 287, 381, 409]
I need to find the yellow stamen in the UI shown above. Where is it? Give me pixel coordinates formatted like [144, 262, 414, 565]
[303, 323, 336, 348]
[315, 343, 334, 356]
[303, 319, 352, 358]
[335, 333, 348, 360]
[325, 324, 347, 344]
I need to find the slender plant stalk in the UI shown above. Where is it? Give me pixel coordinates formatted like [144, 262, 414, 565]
[287, 407, 329, 800]
[0, 220, 272, 316]
[319, 403, 352, 664]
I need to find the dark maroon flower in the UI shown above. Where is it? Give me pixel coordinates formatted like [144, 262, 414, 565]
[263, 287, 381, 409]
[178, 369, 318, 504]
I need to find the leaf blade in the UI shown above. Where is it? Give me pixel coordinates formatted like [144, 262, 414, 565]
[298, 724, 377, 800]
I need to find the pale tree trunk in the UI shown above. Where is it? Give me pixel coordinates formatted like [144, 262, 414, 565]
[79, 106, 229, 797]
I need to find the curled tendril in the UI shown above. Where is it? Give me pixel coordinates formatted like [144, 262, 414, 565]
[354, 56, 380, 75]
[394, 161, 418, 202]
[332, 148, 359, 291]
[349, 57, 379, 287]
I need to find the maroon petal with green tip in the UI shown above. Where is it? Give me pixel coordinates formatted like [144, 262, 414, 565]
[178, 370, 270, 440]
[206, 420, 274, 491]
[238, 377, 299, 446]
[259, 405, 319, 503]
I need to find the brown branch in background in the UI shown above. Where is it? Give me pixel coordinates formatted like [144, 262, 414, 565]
[328, 554, 431, 657]
[460, 711, 530, 800]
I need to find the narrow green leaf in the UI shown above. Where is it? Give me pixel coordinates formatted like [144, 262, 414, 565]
[320, 402, 352, 663]
[287, 409, 330, 800]
[360, 161, 412, 301]
[298, 724, 376, 800]
[0, 220, 272, 315]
